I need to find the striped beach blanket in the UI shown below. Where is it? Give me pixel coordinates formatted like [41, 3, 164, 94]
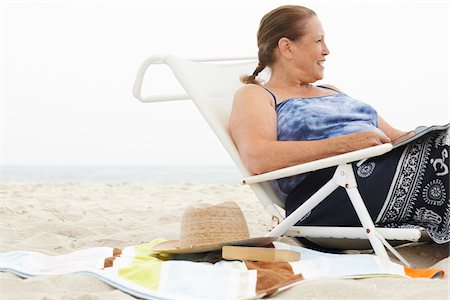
[0, 240, 444, 299]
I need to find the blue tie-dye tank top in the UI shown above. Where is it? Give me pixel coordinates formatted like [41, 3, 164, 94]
[266, 85, 383, 200]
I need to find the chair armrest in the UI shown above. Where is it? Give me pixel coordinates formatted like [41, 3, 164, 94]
[241, 143, 393, 184]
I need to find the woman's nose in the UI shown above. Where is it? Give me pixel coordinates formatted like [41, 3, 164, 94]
[322, 42, 330, 55]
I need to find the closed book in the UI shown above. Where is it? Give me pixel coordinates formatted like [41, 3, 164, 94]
[222, 246, 300, 262]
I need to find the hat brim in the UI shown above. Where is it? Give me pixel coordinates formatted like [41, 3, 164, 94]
[152, 237, 278, 254]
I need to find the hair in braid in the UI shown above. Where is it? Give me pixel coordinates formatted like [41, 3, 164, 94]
[241, 61, 266, 85]
[240, 5, 316, 85]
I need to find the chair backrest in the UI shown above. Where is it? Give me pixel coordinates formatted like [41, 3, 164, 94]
[165, 56, 285, 210]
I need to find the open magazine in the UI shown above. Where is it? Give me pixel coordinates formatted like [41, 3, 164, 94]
[391, 123, 450, 149]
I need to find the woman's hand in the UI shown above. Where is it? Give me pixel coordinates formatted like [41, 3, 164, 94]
[336, 131, 391, 153]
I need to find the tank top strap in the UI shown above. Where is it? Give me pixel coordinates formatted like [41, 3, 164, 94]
[316, 85, 341, 94]
[260, 86, 277, 106]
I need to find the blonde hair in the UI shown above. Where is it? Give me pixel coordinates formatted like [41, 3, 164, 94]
[241, 5, 316, 84]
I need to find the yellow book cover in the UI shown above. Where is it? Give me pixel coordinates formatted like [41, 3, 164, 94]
[222, 246, 300, 262]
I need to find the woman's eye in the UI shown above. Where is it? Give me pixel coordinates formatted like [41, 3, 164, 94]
[316, 39, 322, 43]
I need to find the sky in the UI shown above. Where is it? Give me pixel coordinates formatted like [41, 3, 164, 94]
[1, 0, 449, 166]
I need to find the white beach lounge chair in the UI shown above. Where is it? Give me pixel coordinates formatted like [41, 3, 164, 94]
[133, 54, 429, 267]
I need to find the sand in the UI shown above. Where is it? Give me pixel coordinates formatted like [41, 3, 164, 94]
[1, 181, 449, 299]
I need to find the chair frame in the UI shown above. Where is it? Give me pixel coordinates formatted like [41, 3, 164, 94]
[133, 54, 427, 267]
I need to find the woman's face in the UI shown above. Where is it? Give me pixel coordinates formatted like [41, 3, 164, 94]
[291, 16, 330, 82]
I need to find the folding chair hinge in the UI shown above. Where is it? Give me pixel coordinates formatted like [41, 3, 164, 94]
[334, 164, 358, 189]
[271, 215, 280, 229]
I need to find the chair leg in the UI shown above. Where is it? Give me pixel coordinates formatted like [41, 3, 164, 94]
[335, 164, 391, 265]
[266, 178, 339, 237]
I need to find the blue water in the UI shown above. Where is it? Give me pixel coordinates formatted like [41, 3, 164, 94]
[0, 165, 242, 183]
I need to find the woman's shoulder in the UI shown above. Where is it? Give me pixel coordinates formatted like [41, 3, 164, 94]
[234, 84, 273, 104]
[235, 83, 266, 95]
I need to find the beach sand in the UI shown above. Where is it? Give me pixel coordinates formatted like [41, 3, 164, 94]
[1, 182, 449, 299]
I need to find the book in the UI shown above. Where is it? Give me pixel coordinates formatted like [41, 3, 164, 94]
[222, 246, 300, 262]
[391, 123, 449, 149]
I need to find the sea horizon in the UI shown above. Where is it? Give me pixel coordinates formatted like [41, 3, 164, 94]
[1, 165, 242, 184]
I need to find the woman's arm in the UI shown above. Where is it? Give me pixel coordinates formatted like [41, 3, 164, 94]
[229, 85, 391, 174]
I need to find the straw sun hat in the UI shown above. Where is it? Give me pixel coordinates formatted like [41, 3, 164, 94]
[153, 201, 277, 254]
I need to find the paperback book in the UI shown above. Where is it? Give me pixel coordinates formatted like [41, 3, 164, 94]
[391, 123, 449, 149]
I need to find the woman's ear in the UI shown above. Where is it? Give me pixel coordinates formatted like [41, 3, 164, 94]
[277, 37, 295, 59]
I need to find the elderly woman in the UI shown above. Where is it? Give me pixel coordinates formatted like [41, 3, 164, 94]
[229, 5, 449, 245]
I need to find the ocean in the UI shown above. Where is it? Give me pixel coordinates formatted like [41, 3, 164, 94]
[1, 165, 242, 184]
